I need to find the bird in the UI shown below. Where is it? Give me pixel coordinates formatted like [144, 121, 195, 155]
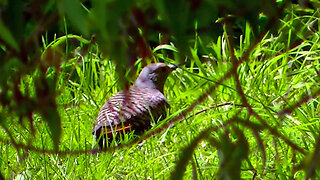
[92, 63, 177, 147]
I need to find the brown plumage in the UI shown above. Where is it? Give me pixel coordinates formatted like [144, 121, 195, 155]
[92, 63, 177, 147]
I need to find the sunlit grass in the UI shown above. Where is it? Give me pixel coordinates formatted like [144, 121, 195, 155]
[1, 11, 320, 179]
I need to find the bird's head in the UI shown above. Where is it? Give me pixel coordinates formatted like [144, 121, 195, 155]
[133, 63, 177, 92]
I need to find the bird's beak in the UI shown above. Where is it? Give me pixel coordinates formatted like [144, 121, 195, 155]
[168, 64, 178, 71]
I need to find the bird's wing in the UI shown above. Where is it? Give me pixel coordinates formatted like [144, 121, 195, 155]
[92, 88, 169, 135]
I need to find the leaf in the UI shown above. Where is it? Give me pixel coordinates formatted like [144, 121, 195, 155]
[171, 141, 195, 180]
[171, 128, 213, 180]
[153, 44, 178, 53]
[57, 0, 89, 36]
[35, 72, 61, 150]
[155, 0, 190, 57]
[218, 127, 249, 179]
[190, 48, 207, 76]
[42, 107, 61, 150]
[0, 18, 19, 51]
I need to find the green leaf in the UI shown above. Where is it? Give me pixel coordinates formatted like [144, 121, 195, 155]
[155, 0, 190, 57]
[57, 0, 89, 36]
[42, 107, 61, 150]
[153, 44, 178, 53]
[218, 128, 249, 179]
[0, 18, 19, 51]
[171, 142, 195, 180]
[190, 48, 207, 76]
[171, 128, 213, 180]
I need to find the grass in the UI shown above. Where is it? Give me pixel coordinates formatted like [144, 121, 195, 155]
[1, 8, 320, 180]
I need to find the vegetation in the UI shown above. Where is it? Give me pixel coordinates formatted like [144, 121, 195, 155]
[0, 0, 320, 179]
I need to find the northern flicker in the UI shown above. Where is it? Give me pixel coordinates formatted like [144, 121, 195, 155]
[92, 63, 177, 147]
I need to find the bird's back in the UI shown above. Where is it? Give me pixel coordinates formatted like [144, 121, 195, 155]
[92, 86, 169, 146]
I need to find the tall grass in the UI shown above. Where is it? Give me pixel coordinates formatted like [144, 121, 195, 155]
[1, 9, 320, 180]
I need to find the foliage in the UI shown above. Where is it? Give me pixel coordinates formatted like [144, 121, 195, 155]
[0, 0, 320, 179]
